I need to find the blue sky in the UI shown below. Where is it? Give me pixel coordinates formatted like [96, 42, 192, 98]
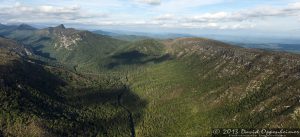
[0, 0, 299, 37]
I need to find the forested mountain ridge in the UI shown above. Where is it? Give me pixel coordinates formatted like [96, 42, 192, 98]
[0, 24, 300, 136]
[0, 37, 146, 137]
[0, 24, 128, 72]
[128, 38, 300, 136]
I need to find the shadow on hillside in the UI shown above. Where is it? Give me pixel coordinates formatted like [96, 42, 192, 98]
[27, 36, 56, 60]
[68, 85, 148, 137]
[0, 59, 74, 123]
[0, 59, 65, 100]
[106, 50, 172, 69]
[113, 50, 147, 59]
[0, 59, 103, 136]
[32, 44, 56, 60]
[69, 86, 147, 110]
[0, 58, 148, 136]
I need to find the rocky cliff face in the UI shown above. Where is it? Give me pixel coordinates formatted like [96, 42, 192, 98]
[36, 24, 83, 50]
[53, 31, 82, 50]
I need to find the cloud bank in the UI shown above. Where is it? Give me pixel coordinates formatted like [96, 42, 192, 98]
[137, 0, 161, 5]
[0, 0, 299, 31]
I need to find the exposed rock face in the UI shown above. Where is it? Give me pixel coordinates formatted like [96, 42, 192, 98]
[54, 31, 82, 50]
[37, 24, 83, 50]
[56, 24, 66, 29]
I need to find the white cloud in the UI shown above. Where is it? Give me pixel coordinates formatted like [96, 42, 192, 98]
[55, 1, 300, 30]
[136, 0, 161, 5]
[152, 0, 224, 13]
[162, 2, 299, 29]
[187, 3, 300, 23]
[175, 22, 254, 30]
[188, 12, 231, 22]
[98, 20, 162, 26]
[140, 1, 300, 30]
[0, 2, 107, 24]
[154, 14, 175, 20]
[0, 1, 299, 31]
[38, 5, 80, 14]
[289, 2, 300, 9]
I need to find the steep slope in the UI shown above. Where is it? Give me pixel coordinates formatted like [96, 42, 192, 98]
[126, 38, 300, 136]
[0, 38, 146, 137]
[35, 25, 127, 71]
[0, 24, 128, 72]
[0, 37, 33, 57]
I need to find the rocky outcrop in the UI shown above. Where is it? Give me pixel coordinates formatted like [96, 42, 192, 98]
[54, 31, 82, 50]
[0, 37, 33, 57]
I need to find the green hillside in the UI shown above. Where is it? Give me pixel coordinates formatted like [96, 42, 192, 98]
[127, 38, 300, 136]
[0, 24, 128, 72]
[0, 24, 300, 137]
[0, 38, 146, 137]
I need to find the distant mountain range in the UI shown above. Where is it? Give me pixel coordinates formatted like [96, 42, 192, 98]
[93, 29, 195, 41]
[0, 24, 300, 137]
[93, 28, 300, 53]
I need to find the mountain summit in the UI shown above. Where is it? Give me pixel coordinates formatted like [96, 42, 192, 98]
[55, 24, 65, 29]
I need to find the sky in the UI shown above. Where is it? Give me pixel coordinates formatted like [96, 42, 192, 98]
[0, 0, 300, 37]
